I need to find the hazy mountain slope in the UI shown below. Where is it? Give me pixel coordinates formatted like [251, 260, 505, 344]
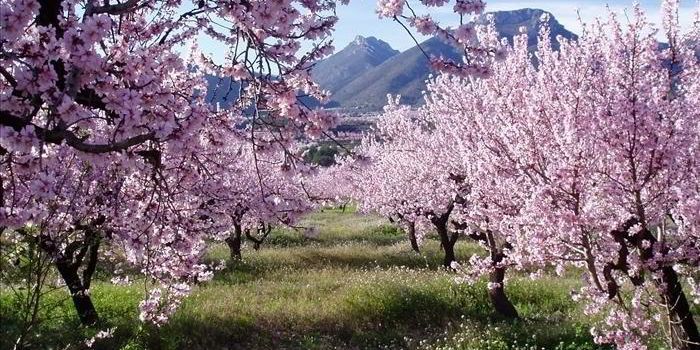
[204, 9, 579, 112]
[478, 8, 576, 51]
[312, 36, 399, 93]
[204, 75, 239, 109]
[328, 37, 461, 111]
[327, 8, 576, 111]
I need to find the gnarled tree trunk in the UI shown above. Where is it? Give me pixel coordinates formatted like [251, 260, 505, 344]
[488, 266, 518, 319]
[39, 225, 101, 326]
[55, 260, 99, 326]
[638, 228, 698, 349]
[484, 231, 519, 319]
[454, 222, 519, 320]
[659, 265, 700, 350]
[245, 223, 272, 250]
[606, 219, 699, 349]
[225, 223, 242, 260]
[431, 213, 458, 268]
[633, 225, 699, 349]
[406, 221, 420, 253]
[390, 215, 421, 253]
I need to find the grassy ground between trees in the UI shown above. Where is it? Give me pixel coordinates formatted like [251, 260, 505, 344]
[2, 208, 665, 349]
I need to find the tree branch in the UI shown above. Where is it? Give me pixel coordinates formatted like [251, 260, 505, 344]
[1, 110, 155, 154]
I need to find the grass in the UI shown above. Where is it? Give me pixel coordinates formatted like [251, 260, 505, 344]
[1, 208, 610, 350]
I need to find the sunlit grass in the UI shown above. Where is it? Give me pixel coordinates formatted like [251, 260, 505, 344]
[1, 208, 611, 349]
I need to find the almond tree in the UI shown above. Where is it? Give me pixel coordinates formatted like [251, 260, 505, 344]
[1, 0, 486, 338]
[215, 144, 314, 260]
[0, 0, 339, 337]
[346, 101, 462, 268]
[333, 90, 520, 318]
[424, 2, 699, 348]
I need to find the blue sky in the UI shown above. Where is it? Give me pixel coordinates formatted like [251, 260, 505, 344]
[331, 0, 698, 51]
[193, 1, 697, 63]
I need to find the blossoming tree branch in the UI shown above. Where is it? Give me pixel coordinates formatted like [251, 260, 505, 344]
[2, 0, 699, 349]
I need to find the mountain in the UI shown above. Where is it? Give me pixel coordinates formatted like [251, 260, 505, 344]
[312, 36, 399, 95]
[203, 9, 578, 112]
[476, 8, 576, 51]
[328, 37, 461, 111]
[204, 75, 239, 110]
[325, 8, 576, 111]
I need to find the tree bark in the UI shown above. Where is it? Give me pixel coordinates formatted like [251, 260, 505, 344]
[488, 265, 519, 319]
[54, 256, 99, 326]
[38, 225, 101, 327]
[245, 223, 272, 250]
[432, 216, 457, 268]
[406, 221, 420, 253]
[659, 265, 700, 349]
[429, 205, 458, 268]
[605, 219, 700, 349]
[630, 225, 700, 349]
[225, 223, 242, 260]
[441, 236, 456, 268]
[485, 231, 519, 319]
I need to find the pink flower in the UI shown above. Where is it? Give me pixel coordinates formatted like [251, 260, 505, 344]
[453, 23, 476, 43]
[453, 0, 486, 15]
[410, 16, 437, 36]
[376, 0, 404, 18]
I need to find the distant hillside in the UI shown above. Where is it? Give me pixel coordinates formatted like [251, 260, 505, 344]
[476, 8, 576, 51]
[204, 8, 579, 112]
[204, 75, 239, 109]
[312, 36, 398, 95]
[328, 37, 461, 111]
[324, 8, 576, 111]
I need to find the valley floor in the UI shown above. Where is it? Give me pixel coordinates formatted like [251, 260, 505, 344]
[2, 208, 633, 349]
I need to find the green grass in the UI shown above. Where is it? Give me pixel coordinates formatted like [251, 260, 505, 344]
[1, 209, 609, 350]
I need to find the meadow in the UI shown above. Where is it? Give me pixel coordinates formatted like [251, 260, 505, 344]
[2, 208, 652, 349]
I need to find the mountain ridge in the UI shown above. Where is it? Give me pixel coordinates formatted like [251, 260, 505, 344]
[311, 35, 399, 97]
[320, 8, 576, 111]
[206, 9, 579, 112]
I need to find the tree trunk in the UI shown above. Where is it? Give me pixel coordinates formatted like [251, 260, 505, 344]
[659, 266, 700, 349]
[488, 265, 519, 319]
[406, 221, 420, 253]
[434, 224, 457, 268]
[70, 288, 99, 326]
[483, 230, 519, 319]
[430, 206, 458, 268]
[631, 225, 699, 349]
[226, 223, 242, 260]
[442, 238, 456, 268]
[54, 260, 98, 326]
[245, 222, 272, 250]
[39, 227, 101, 327]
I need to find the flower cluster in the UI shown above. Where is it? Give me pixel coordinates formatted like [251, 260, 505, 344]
[378, 0, 494, 77]
[0, 0, 338, 330]
[325, 1, 700, 348]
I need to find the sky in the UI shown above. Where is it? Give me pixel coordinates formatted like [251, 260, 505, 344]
[331, 0, 698, 51]
[192, 1, 697, 65]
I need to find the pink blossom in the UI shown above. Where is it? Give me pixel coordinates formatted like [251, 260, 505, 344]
[376, 0, 404, 18]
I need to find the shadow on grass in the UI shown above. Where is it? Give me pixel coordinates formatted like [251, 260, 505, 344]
[137, 278, 602, 350]
[264, 223, 408, 248]
[148, 280, 479, 349]
[208, 240, 482, 286]
[0, 285, 143, 350]
[1, 274, 603, 350]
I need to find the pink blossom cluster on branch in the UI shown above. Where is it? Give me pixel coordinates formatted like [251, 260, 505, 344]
[0, 0, 340, 328]
[377, 0, 499, 77]
[422, 2, 699, 346]
[331, 1, 700, 348]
